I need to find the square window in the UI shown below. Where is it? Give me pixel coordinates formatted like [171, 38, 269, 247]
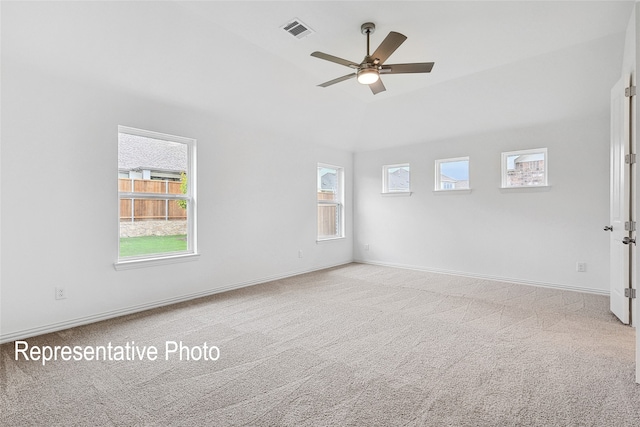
[501, 148, 547, 188]
[435, 157, 470, 191]
[117, 126, 196, 263]
[382, 164, 410, 193]
[317, 164, 344, 240]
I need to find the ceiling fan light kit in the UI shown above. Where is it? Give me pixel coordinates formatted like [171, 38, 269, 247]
[311, 22, 435, 94]
[357, 67, 379, 85]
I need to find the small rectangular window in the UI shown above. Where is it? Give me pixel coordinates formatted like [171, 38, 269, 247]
[317, 164, 344, 240]
[435, 157, 470, 191]
[117, 126, 197, 265]
[501, 148, 547, 188]
[382, 164, 411, 193]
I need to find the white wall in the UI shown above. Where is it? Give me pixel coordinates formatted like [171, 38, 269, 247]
[0, 41, 352, 343]
[352, 24, 626, 294]
[354, 114, 611, 293]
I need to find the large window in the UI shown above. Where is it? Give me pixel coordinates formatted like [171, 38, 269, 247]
[317, 164, 344, 240]
[435, 157, 470, 191]
[117, 126, 197, 267]
[382, 164, 411, 193]
[501, 148, 547, 188]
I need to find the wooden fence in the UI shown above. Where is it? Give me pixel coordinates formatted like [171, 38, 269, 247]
[317, 191, 338, 237]
[119, 178, 186, 221]
[120, 179, 339, 234]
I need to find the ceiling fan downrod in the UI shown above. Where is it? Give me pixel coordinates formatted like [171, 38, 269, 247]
[358, 22, 379, 85]
[361, 22, 376, 58]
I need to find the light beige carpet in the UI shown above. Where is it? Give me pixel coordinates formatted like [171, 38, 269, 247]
[1, 263, 639, 426]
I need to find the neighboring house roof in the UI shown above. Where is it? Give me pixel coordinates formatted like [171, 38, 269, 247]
[320, 172, 336, 190]
[118, 133, 187, 172]
[440, 173, 457, 183]
[515, 153, 544, 163]
[321, 171, 336, 190]
[389, 168, 409, 189]
[506, 152, 544, 170]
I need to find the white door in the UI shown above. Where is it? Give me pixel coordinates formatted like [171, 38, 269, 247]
[609, 77, 631, 324]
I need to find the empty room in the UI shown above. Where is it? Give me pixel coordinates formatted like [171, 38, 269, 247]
[2, 1, 640, 425]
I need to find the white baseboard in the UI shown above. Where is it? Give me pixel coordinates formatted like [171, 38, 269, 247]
[0, 261, 352, 344]
[354, 259, 610, 296]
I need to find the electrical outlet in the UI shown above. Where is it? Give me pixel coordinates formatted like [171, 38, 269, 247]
[576, 262, 587, 273]
[364, 244, 370, 251]
[55, 287, 66, 300]
[298, 250, 303, 258]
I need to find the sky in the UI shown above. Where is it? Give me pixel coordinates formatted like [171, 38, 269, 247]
[440, 160, 469, 180]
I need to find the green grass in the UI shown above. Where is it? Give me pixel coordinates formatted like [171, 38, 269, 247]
[119, 234, 187, 258]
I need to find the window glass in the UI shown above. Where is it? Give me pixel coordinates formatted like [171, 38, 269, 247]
[501, 148, 547, 187]
[118, 127, 196, 261]
[383, 164, 410, 193]
[435, 157, 470, 190]
[317, 164, 344, 240]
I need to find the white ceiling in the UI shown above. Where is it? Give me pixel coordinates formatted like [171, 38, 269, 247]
[4, 1, 635, 151]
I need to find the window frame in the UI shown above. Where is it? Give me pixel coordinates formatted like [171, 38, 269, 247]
[434, 156, 470, 191]
[501, 148, 548, 188]
[382, 163, 411, 194]
[115, 126, 198, 270]
[317, 163, 345, 242]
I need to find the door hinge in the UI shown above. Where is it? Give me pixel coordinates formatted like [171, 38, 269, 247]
[625, 153, 636, 164]
[624, 288, 637, 299]
[625, 221, 636, 232]
[626, 85, 636, 97]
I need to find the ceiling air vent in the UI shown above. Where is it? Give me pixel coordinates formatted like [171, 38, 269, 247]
[281, 18, 314, 39]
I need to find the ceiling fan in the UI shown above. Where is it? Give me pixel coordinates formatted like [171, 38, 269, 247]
[311, 22, 434, 95]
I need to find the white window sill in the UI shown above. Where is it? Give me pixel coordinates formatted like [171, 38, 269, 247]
[114, 253, 200, 270]
[381, 192, 412, 197]
[433, 189, 472, 194]
[500, 185, 551, 192]
[316, 236, 346, 244]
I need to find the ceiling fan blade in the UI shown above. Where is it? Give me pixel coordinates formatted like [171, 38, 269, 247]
[380, 62, 435, 74]
[370, 31, 407, 64]
[318, 73, 356, 87]
[369, 78, 386, 95]
[311, 51, 359, 69]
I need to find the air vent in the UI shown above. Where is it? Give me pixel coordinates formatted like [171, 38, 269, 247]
[281, 18, 314, 39]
